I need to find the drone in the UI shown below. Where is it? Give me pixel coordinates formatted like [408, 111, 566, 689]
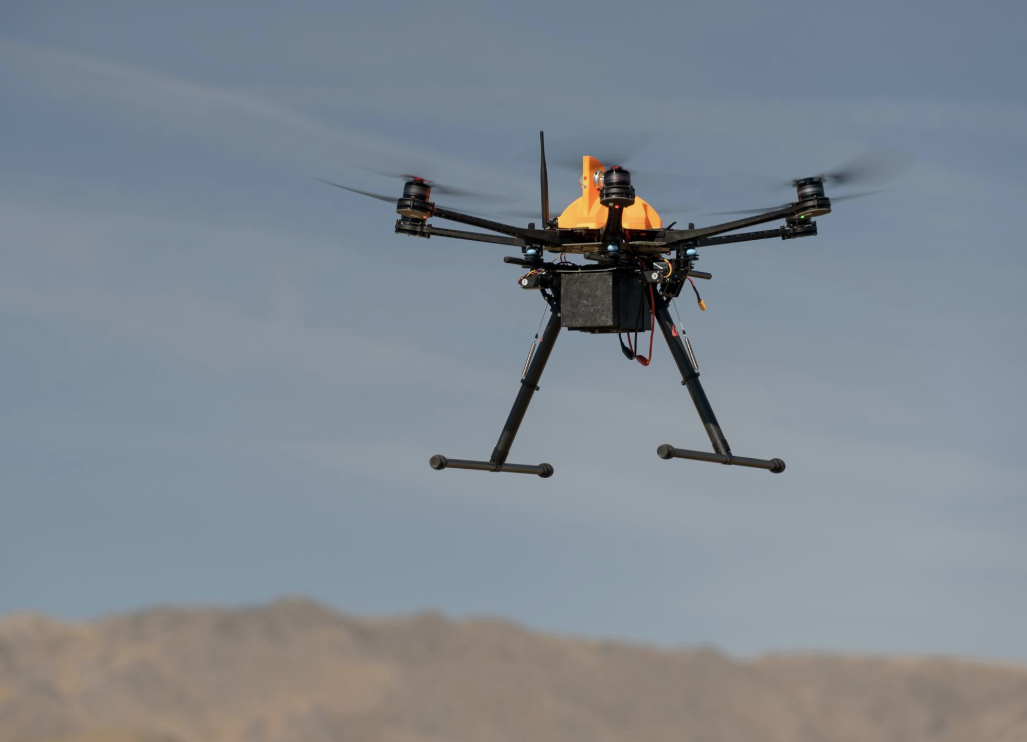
[322, 133, 908, 478]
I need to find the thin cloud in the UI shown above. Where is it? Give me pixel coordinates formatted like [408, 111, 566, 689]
[0, 36, 529, 192]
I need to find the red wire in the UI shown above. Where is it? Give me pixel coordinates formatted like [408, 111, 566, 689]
[632, 257, 656, 367]
[634, 282, 656, 366]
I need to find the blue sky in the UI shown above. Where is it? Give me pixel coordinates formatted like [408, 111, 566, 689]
[2, 0, 1026, 661]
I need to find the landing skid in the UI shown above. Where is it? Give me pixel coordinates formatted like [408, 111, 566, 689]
[430, 301, 784, 479]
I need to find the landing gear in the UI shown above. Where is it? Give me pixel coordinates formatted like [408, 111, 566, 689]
[430, 278, 785, 479]
[654, 300, 785, 473]
[430, 308, 560, 478]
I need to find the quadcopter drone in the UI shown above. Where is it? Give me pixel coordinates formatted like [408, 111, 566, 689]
[322, 133, 906, 478]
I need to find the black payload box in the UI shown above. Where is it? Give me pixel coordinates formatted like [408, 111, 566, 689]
[560, 271, 651, 333]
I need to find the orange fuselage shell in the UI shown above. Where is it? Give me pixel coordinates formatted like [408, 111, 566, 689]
[556, 156, 663, 230]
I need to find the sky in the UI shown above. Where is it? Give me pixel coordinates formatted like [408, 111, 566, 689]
[1, 0, 1026, 662]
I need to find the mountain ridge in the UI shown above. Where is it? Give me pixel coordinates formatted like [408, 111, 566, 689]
[3, 598, 1026, 742]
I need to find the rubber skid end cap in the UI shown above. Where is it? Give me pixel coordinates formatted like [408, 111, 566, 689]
[770, 458, 786, 474]
[429, 455, 448, 471]
[656, 444, 675, 460]
[538, 463, 555, 478]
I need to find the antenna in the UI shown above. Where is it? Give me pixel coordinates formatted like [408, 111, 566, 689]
[540, 131, 550, 228]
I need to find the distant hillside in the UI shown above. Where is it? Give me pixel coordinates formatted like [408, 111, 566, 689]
[2, 598, 1026, 742]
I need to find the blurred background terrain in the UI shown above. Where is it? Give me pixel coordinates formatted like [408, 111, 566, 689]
[4, 599, 1027, 742]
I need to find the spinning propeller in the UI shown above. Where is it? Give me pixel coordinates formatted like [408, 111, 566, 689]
[316, 178, 394, 203]
[358, 170, 498, 199]
[316, 176, 504, 220]
[705, 148, 915, 216]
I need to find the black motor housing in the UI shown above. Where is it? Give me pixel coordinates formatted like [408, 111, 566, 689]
[600, 167, 636, 209]
[793, 177, 832, 217]
[396, 179, 435, 219]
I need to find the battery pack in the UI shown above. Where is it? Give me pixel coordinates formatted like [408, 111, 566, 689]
[560, 272, 651, 333]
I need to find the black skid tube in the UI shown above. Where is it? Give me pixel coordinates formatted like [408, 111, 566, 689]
[656, 445, 785, 473]
[429, 455, 554, 478]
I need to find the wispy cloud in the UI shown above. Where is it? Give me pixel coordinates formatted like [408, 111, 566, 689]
[252, 79, 1027, 152]
[0, 36, 531, 192]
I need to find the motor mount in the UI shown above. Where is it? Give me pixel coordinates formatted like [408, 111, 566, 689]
[395, 217, 429, 237]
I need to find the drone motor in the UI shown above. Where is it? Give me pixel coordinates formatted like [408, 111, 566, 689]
[599, 166, 636, 209]
[395, 179, 435, 219]
[793, 177, 832, 218]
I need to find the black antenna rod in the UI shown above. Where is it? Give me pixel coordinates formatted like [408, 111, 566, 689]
[540, 131, 550, 228]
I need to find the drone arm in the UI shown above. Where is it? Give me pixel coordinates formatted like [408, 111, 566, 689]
[692, 227, 790, 247]
[433, 206, 562, 246]
[423, 225, 525, 247]
[688, 220, 819, 248]
[660, 204, 803, 248]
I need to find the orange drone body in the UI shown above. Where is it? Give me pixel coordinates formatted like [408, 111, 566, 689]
[557, 156, 663, 230]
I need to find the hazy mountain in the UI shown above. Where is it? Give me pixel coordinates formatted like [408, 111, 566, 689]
[2, 598, 1026, 742]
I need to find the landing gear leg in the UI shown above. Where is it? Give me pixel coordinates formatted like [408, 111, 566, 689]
[430, 308, 561, 478]
[654, 302, 785, 473]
